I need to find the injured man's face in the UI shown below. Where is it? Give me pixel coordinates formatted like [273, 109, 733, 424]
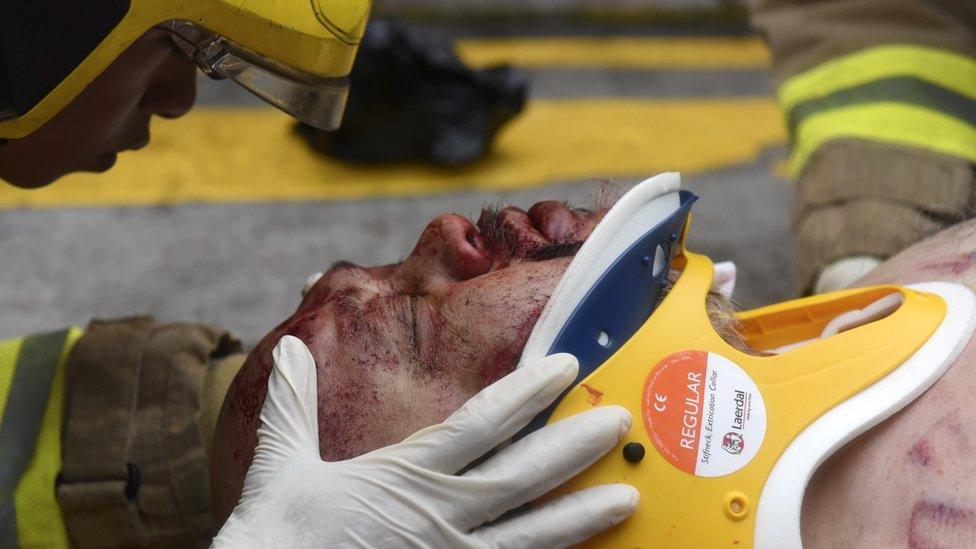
[211, 198, 609, 522]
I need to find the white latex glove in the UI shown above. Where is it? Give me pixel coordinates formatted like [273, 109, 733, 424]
[212, 336, 638, 548]
[301, 272, 323, 297]
[712, 261, 737, 299]
[813, 255, 882, 294]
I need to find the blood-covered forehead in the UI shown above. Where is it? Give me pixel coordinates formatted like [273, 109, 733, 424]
[300, 263, 387, 306]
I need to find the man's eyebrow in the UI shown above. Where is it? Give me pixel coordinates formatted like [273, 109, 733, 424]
[329, 260, 363, 272]
[529, 241, 584, 261]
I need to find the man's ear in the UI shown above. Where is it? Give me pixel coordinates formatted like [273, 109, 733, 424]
[712, 261, 737, 299]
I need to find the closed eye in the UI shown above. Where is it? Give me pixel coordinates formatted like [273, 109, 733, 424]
[409, 294, 419, 358]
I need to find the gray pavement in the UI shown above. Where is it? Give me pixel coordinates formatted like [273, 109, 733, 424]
[0, 160, 792, 347]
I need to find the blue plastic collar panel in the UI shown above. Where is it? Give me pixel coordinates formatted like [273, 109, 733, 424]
[517, 190, 698, 439]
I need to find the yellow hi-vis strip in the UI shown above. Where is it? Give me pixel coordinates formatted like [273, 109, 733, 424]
[0, 338, 23, 424]
[780, 45, 976, 177]
[13, 328, 81, 549]
[790, 102, 976, 179]
[0, 329, 82, 549]
[778, 45, 976, 113]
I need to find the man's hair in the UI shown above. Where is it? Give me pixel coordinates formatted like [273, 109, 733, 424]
[662, 269, 755, 355]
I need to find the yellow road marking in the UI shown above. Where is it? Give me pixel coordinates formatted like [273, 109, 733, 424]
[455, 36, 770, 69]
[0, 99, 785, 209]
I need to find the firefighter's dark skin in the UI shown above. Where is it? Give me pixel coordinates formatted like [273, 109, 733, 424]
[0, 29, 195, 188]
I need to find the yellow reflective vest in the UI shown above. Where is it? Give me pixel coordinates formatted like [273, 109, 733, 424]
[0, 329, 81, 548]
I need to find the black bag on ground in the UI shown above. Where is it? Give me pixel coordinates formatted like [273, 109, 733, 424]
[297, 18, 527, 166]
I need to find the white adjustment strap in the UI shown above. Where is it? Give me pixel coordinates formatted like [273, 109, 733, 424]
[820, 293, 903, 338]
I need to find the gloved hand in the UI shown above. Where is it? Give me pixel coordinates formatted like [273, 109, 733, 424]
[211, 336, 638, 548]
[813, 255, 882, 294]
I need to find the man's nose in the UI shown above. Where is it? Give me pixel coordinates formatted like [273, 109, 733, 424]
[398, 214, 493, 286]
[140, 53, 197, 119]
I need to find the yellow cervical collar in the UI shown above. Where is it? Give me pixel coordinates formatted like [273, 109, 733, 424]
[524, 174, 976, 548]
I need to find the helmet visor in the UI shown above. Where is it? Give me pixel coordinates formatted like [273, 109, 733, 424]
[162, 22, 349, 131]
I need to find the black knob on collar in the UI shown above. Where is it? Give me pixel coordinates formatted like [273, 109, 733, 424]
[622, 442, 645, 463]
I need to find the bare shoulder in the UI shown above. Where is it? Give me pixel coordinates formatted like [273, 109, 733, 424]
[859, 219, 976, 290]
[802, 219, 976, 549]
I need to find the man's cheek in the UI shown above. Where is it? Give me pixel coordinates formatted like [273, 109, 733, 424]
[476, 343, 524, 387]
[317, 370, 383, 461]
[445, 297, 546, 387]
[317, 368, 464, 459]
[479, 269, 568, 381]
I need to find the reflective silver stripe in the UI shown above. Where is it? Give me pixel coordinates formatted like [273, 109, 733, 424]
[0, 330, 69, 547]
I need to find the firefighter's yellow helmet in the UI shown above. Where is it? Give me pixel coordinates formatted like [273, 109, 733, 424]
[0, 0, 372, 139]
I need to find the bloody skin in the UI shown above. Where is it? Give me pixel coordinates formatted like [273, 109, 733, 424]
[908, 500, 976, 549]
[211, 200, 605, 525]
[921, 251, 976, 277]
[906, 438, 939, 473]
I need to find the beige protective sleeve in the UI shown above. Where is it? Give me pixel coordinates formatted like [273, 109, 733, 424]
[793, 139, 975, 292]
[751, 0, 975, 87]
[750, 0, 976, 292]
[58, 316, 242, 548]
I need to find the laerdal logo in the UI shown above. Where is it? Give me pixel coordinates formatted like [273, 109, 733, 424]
[732, 389, 746, 430]
[722, 432, 744, 454]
